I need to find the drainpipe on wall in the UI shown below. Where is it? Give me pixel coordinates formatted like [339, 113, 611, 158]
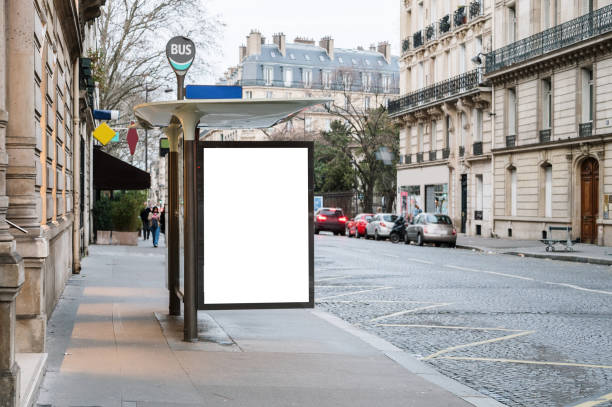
[72, 58, 81, 274]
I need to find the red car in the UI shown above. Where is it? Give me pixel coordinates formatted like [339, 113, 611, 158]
[346, 213, 374, 238]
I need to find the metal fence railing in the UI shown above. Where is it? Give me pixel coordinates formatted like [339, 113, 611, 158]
[485, 4, 612, 74]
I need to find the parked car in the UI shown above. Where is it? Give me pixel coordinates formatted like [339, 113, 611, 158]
[404, 213, 457, 247]
[347, 213, 374, 238]
[388, 216, 407, 243]
[314, 208, 347, 235]
[365, 213, 399, 240]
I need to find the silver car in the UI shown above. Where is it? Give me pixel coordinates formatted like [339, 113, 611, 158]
[366, 213, 399, 240]
[404, 213, 457, 247]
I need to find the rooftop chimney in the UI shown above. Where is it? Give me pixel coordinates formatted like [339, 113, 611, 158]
[294, 36, 315, 45]
[273, 33, 286, 56]
[246, 30, 262, 57]
[319, 36, 334, 60]
[239, 45, 247, 62]
[377, 41, 391, 63]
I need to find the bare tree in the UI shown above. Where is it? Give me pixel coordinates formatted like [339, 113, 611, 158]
[323, 72, 398, 213]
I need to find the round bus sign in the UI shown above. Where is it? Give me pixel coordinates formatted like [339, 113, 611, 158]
[166, 36, 195, 75]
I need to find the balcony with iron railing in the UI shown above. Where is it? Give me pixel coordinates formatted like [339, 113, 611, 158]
[506, 134, 516, 147]
[539, 129, 551, 143]
[398, 149, 454, 167]
[442, 147, 450, 159]
[416, 152, 424, 163]
[472, 141, 483, 155]
[579, 122, 593, 138]
[389, 68, 483, 116]
[485, 4, 612, 74]
[429, 150, 437, 161]
[237, 78, 400, 95]
[405, 1, 483, 53]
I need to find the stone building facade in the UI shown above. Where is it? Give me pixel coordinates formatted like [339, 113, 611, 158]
[217, 31, 400, 141]
[485, 0, 612, 244]
[0, 0, 101, 405]
[391, 0, 493, 236]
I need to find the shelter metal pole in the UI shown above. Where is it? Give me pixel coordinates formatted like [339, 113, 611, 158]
[165, 124, 181, 316]
[178, 111, 200, 342]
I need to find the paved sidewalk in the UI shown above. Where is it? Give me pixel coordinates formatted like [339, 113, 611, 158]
[36, 239, 491, 407]
[457, 235, 612, 265]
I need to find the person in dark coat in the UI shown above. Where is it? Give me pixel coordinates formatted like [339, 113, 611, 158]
[140, 204, 151, 240]
[160, 206, 166, 235]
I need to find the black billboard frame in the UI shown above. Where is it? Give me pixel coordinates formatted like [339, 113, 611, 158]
[196, 141, 315, 310]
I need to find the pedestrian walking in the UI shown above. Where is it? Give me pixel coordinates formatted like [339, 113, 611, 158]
[160, 206, 166, 235]
[140, 204, 151, 240]
[149, 206, 161, 247]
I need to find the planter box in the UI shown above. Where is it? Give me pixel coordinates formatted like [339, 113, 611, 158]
[96, 230, 139, 246]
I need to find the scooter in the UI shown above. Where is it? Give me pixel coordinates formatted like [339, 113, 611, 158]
[389, 217, 407, 243]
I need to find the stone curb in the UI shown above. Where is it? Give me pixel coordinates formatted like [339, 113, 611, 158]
[311, 309, 508, 407]
[458, 245, 612, 266]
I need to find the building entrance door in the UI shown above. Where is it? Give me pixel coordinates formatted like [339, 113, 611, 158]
[581, 158, 599, 243]
[461, 174, 467, 233]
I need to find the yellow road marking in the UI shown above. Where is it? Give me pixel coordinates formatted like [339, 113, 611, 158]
[438, 356, 612, 370]
[572, 392, 612, 407]
[445, 265, 535, 281]
[377, 324, 524, 332]
[368, 303, 451, 323]
[317, 286, 392, 300]
[423, 330, 535, 360]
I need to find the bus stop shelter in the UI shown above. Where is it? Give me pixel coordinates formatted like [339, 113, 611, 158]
[133, 98, 327, 342]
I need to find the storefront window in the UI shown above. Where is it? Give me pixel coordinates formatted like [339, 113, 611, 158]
[425, 184, 448, 214]
[401, 185, 422, 218]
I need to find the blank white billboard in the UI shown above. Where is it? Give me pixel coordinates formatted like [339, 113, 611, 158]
[201, 145, 312, 307]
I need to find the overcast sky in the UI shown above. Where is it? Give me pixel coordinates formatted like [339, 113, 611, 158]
[202, 0, 400, 83]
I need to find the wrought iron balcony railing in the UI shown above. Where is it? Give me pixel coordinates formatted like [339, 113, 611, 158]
[454, 6, 467, 27]
[439, 15, 451, 34]
[404, 154, 411, 164]
[473, 141, 483, 155]
[236, 79, 400, 95]
[469, 1, 483, 19]
[506, 134, 516, 147]
[579, 122, 593, 138]
[402, 37, 411, 54]
[442, 148, 450, 159]
[485, 4, 612, 74]
[416, 152, 424, 163]
[429, 150, 437, 161]
[413, 30, 423, 48]
[425, 23, 436, 41]
[389, 68, 482, 116]
[539, 129, 551, 143]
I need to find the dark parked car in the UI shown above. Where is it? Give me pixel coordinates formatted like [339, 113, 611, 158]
[404, 213, 457, 247]
[315, 208, 347, 235]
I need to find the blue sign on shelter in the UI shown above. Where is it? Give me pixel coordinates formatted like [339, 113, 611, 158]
[185, 85, 242, 100]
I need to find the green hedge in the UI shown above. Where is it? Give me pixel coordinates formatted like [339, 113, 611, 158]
[93, 190, 147, 232]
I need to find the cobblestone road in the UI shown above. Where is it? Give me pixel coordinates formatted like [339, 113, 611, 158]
[314, 234, 612, 407]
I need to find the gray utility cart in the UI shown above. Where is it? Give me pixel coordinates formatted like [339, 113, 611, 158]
[540, 226, 577, 252]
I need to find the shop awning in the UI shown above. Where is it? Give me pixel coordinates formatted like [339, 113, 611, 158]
[93, 148, 150, 190]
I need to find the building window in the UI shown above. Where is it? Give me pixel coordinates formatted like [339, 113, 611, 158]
[364, 96, 371, 110]
[445, 115, 451, 148]
[344, 95, 351, 110]
[543, 164, 553, 218]
[431, 0, 437, 23]
[265, 91, 273, 99]
[383, 75, 392, 93]
[582, 0, 594, 14]
[473, 108, 482, 141]
[508, 6, 516, 44]
[363, 72, 372, 91]
[445, 50, 451, 78]
[418, 123, 424, 152]
[245, 90, 253, 99]
[343, 72, 352, 90]
[541, 78, 552, 129]
[474, 36, 482, 67]
[581, 67, 593, 123]
[305, 116, 312, 132]
[322, 71, 332, 89]
[302, 69, 312, 88]
[264, 66, 274, 85]
[324, 119, 331, 132]
[507, 87, 517, 136]
[508, 167, 517, 217]
[460, 112, 467, 147]
[542, 0, 551, 29]
[476, 174, 483, 213]
[284, 68, 293, 87]
[425, 184, 448, 214]
[459, 43, 466, 74]
[431, 120, 437, 151]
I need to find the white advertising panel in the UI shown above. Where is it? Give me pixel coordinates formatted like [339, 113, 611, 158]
[200, 143, 313, 308]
